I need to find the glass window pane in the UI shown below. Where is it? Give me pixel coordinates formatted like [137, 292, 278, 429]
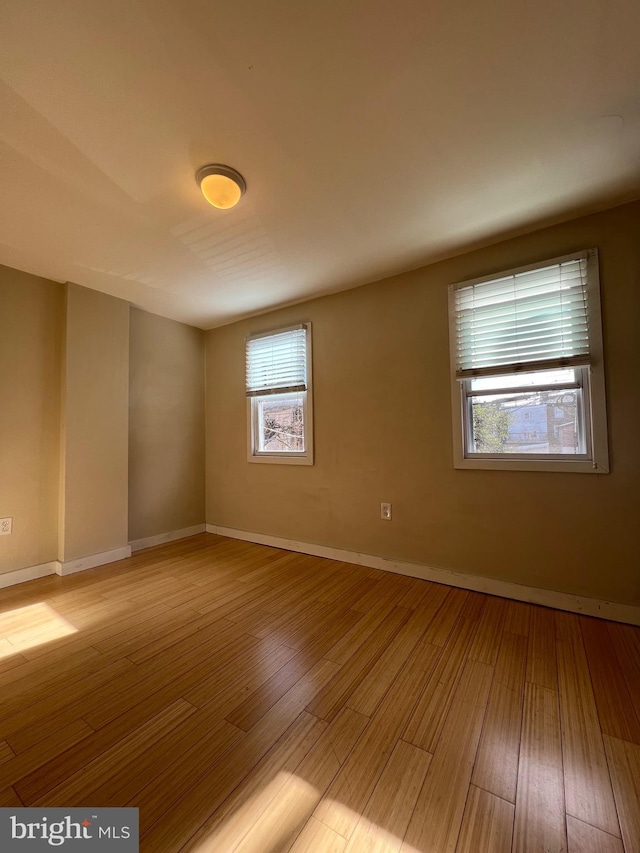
[469, 387, 582, 454]
[470, 368, 576, 392]
[257, 394, 305, 453]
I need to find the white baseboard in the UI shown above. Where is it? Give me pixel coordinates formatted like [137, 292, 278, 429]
[56, 545, 132, 576]
[129, 524, 206, 553]
[1, 529, 203, 591]
[0, 561, 58, 590]
[206, 524, 640, 626]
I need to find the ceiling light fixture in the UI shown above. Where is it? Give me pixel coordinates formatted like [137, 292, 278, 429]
[196, 164, 246, 209]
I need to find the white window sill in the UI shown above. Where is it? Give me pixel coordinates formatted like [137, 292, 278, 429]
[454, 457, 608, 474]
[248, 454, 314, 466]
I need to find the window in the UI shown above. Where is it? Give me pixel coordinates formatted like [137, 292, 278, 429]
[448, 249, 608, 472]
[246, 323, 313, 464]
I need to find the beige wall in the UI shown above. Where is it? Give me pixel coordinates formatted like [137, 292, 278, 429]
[1, 271, 206, 574]
[58, 283, 130, 561]
[129, 308, 205, 541]
[206, 201, 640, 607]
[0, 266, 62, 575]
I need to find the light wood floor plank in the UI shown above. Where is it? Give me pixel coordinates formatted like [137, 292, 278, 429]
[126, 720, 246, 831]
[0, 786, 23, 807]
[607, 623, 640, 724]
[603, 735, 640, 853]
[504, 600, 531, 637]
[556, 613, 620, 837]
[347, 606, 435, 718]
[343, 739, 432, 853]
[421, 588, 470, 647]
[203, 707, 369, 852]
[420, 582, 452, 611]
[567, 816, 624, 853]
[459, 591, 487, 622]
[0, 534, 635, 853]
[349, 577, 408, 617]
[404, 616, 478, 753]
[467, 597, 507, 667]
[400, 658, 494, 853]
[91, 604, 202, 657]
[456, 785, 514, 853]
[82, 714, 243, 811]
[184, 640, 298, 710]
[316, 563, 374, 605]
[581, 618, 640, 744]
[2, 658, 134, 751]
[325, 597, 403, 665]
[0, 740, 15, 765]
[313, 639, 442, 840]
[527, 606, 558, 689]
[0, 652, 28, 675]
[290, 818, 347, 852]
[175, 709, 329, 852]
[85, 626, 260, 730]
[397, 578, 435, 610]
[472, 632, 527, 803]
[226, 609, 364, 730]
[513, 682, 566, 853]
[306, 607, 410, 723]
[0, 645, 103, 703]
[143, 658, 340, 852]
[0, 718, 94, 794]
[33, 699, 197, 806]
[283, 598, 365, 653]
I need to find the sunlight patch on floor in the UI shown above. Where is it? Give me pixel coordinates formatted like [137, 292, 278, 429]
[0, 602, 78, 655]
[191, 771, 414, 853]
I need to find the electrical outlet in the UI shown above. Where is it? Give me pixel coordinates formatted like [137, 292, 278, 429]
[380, 502, 392, 521]
[0, 517, 13, 535]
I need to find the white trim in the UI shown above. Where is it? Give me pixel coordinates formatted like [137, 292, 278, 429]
[129, 524, 206, 552]
[0, 561, 58, 590]
[56, 546, 131, 576]
[205, 524, 640, 626]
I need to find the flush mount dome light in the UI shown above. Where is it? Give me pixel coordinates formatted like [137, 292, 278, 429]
[196, 164, 246, 209]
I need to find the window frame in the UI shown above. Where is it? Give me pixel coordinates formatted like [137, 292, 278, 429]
[246, 323, 314, 466]
[448, 249, 609, 473]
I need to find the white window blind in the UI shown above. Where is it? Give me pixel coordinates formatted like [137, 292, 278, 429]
[453, 253, 591, 379]
[246, 326, 307, 397]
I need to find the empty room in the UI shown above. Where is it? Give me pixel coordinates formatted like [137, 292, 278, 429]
[1, 1, 639, 852]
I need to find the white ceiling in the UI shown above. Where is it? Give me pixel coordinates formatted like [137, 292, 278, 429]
[1, 0, 639, 329]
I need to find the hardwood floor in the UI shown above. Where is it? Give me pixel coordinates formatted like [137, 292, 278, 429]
[0, 533, 638, 852]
